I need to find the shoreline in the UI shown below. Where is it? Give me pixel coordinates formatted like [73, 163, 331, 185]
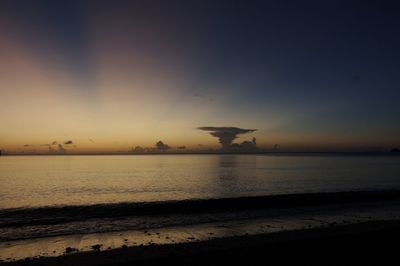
[4, 189, 400, 221]
[3, 220, 400, 265]
[2, 195, 400, 263]
[2, 190, 400, 241]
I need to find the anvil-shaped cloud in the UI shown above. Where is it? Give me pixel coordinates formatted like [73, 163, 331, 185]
[198, 127, 257, 150]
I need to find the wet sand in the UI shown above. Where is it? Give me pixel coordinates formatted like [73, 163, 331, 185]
[2, 220, 400, 266]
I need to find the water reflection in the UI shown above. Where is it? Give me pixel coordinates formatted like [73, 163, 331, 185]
[216, 155, 258, 197]
[218, 155, 237, 179]
[1, 155, 400, 209]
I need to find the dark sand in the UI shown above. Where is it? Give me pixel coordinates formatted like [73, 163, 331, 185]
[3, 220, 400, 266]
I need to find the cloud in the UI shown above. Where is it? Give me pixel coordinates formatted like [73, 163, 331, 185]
[38, 140, 72, 152]
[40, 144, 53, 152]
[198, 126, 257, 149]
[58, 144, 66, 153]
[155, 140, 170, 150]
[193, 92, 213, 102]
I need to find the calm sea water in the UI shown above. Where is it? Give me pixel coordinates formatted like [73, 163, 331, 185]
[0, 154, 400, 209]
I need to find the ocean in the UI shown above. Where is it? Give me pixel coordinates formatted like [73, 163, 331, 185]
[1, 154, 400, 260]
[0, 154, 399, 239]
[1, 154, 400, 209]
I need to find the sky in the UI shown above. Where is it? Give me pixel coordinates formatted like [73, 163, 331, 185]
[0, 0, 399, 153]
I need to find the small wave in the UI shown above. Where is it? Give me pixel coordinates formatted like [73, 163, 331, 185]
[1, 190, 400, 229]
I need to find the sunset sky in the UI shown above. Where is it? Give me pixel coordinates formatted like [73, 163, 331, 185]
[1, 0, 399, 153]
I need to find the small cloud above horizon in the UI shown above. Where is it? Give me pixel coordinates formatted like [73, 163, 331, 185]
[155, 140, 170, 150]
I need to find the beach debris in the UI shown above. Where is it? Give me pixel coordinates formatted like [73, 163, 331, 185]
[91, 244, 102, 252]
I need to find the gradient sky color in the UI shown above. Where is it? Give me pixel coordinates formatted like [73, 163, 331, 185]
[1, 0, 399, 153]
